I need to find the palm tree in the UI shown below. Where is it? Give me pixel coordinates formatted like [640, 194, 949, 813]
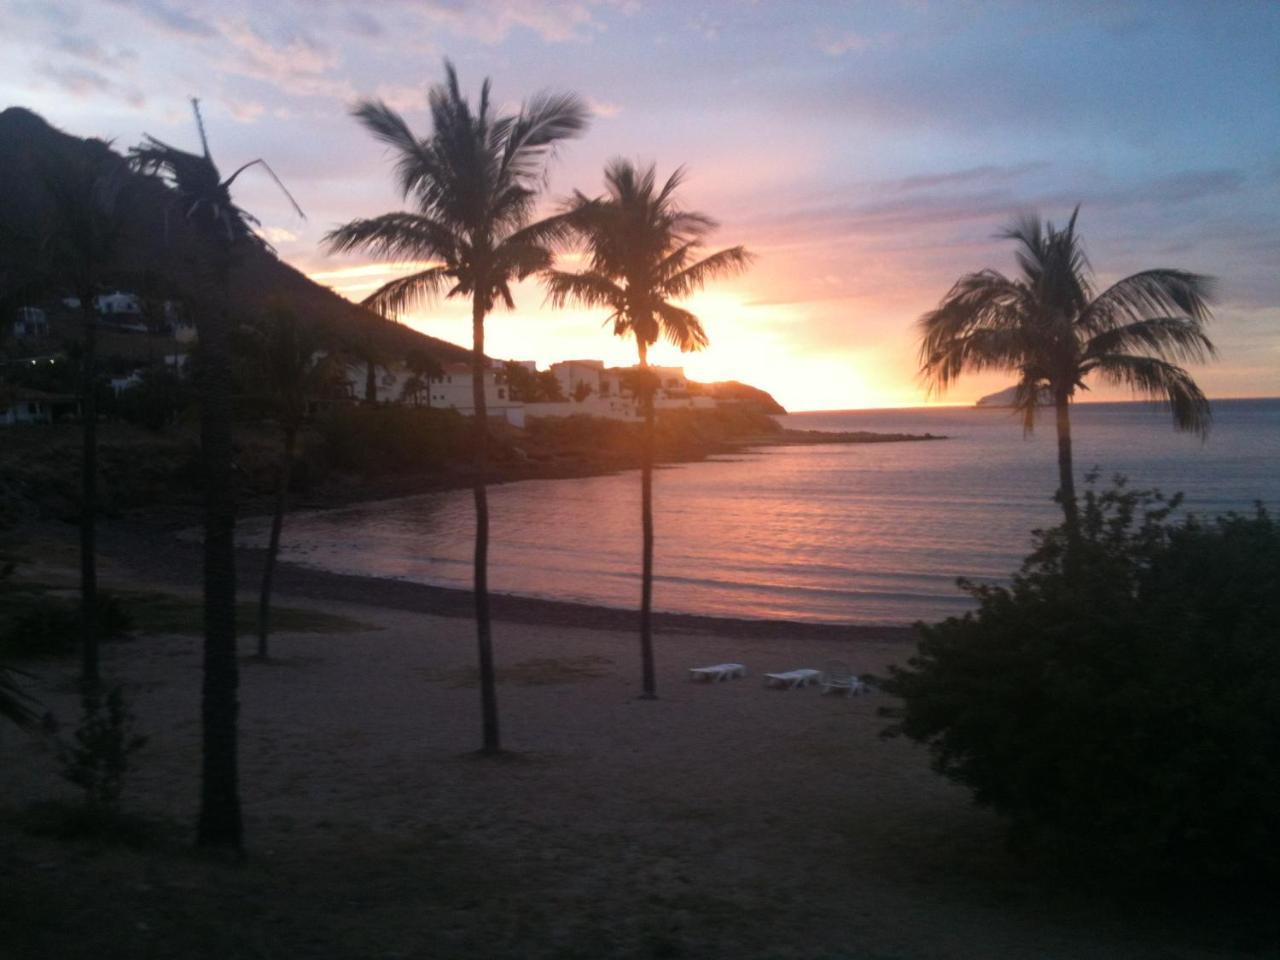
[239, 306, 339, 660]
[918, 208, 1215, 542]
[545, 161, 751, 698]
[131, 98, 303, 849]
[325, 62, 588, 753]
[40, 146, 130, 694]
[403, 347, 444, 407]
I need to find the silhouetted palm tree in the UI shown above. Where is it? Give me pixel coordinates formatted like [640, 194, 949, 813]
[239, 306, 339, 660]
[403, 347, 443, 407]
[918, 208, 1215, 541]
[326, 62, 588, 753]
[131, 98, 303, 849]
[40, 146, 130, 693]
[545, 161, 751, 698]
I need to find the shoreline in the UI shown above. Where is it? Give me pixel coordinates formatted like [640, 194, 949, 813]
[77, 518, 920, 644]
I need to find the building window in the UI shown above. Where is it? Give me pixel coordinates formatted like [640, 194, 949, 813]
[497, 388, 505, 400]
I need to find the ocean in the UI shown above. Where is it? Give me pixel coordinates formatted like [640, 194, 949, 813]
[240, 398, 1280, 626]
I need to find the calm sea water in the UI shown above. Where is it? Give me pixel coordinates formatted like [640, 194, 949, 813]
[241, 398, 1280, 625]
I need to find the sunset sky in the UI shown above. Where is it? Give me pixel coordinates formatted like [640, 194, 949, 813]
[3, 1, 1278, 411]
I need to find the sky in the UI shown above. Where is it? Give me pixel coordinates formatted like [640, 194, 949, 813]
[3, 0, 1278, 411]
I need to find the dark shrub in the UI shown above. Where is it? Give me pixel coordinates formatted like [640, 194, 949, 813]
[109, 367, 195, 430]
[56, 685, 147, 813]
[880, 479, 1280, 890]
[316, 405, 470, 474]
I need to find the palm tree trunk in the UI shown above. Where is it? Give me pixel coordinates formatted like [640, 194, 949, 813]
[79, 295, 99, 693]
[471, 295, 500, 753]
[638, 340, 657, 700]
[197, 261, 242, 850]
[1054, 390, 1081, 558]
[256, 424, 295, 660]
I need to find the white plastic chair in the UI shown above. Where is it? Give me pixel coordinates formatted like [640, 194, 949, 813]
[688, 663, 746, 682]
[819, 660, 863, 697]
[763, 668, 821, 689]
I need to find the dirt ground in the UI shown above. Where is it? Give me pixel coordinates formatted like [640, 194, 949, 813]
[2, 588, 1267, 960]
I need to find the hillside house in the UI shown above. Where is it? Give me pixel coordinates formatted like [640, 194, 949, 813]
[528, 362, 712, 421]
[0, 387, 78, 425]
[428, 362, 524, 426]
[94, 291, 148, 332]
[11, 306, 48, 339]
[550, 359, 604, 399]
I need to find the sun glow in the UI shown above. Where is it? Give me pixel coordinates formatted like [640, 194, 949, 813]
[308, 265, 922, 411]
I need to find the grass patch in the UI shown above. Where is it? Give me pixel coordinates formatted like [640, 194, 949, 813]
[0, 582, 377, 657]
[116, 591, 379, 636]
[421, 655, 614, 688]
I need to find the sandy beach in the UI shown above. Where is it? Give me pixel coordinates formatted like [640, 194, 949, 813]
[0, 529, 1253, 959]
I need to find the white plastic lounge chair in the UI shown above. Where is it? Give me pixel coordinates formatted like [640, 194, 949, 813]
[763, 668, 821, 689]
[819, 660, 864, 697]
[688, 663, 746, 682]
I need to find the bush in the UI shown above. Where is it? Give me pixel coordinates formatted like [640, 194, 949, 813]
[316, 404, 471, 474]
[880, 478, 1280, 890]
[55, 685, 147, 813]
[108, 367, 195, 430]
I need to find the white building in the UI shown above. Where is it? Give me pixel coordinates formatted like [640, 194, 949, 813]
[95, 291, 142, 317]
[12, 306, 48, 339]
[94, 291, 148, 333]
[110, 371, 143, 395]
[428, 362, 524, 426]
[528, 362, 714, 422]
[550, 359, 604, 400]
[0, 387, 77, 425]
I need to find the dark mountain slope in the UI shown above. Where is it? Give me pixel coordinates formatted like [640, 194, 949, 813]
[0, 106, 468, 364]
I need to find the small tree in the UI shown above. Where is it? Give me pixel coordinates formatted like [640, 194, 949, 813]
[57, 685, 147, 814]
[326, 62, 588, 754]
[881, 478, 1280, 889]
[238, 306, 340, 660]
[404, 347, 443, 407]
[131, 98, 303, 850]
[545, 160, 750, 699]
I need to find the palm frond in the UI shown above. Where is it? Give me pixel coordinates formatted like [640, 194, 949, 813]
[492, 241, 553, 285]
[661, 246, 752, 299]
[1079, 269, 1215, 335]
[361, 266, 453, 317]
[917, 271, 1030, 391]
[501, 210, 579, 254]
[1009, 374, 1050, 434]
[1089, 354, 1212, 436]
[221, 158, 305, 220]
[542, 270, 625, 311]
[1081, 316, 1216, 366]
[655, 301, 708, 351]
[501, 91, 590, 183]
[323, 213, 459, 263]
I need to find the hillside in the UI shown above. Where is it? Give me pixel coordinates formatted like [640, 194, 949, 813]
[686, 379, 786, 414]
[975, 385, 1051, 407]
[0, 106, 468, 365]
[1, 107, 789, 408]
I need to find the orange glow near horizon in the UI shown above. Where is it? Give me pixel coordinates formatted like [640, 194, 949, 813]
[304, 261, 1269, 414]
[306, 264, 931, 411]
